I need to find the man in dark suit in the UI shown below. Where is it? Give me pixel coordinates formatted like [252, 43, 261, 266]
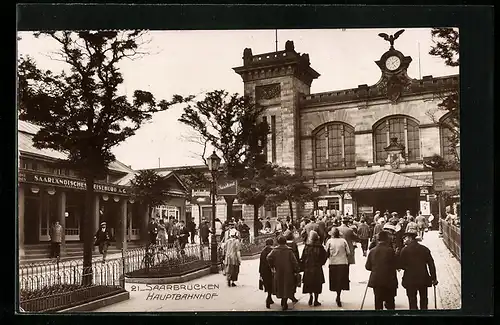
[338, 217, 359, 265]
[187, 217, 197, 244]
[399, 230, 438, 310]
[317, 216, 327, 244]
[365, 230, 399, 310]
[302, 216, 319, 241]
[147, 218, 158, 247]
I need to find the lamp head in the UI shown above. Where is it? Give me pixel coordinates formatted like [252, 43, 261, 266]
[207, 151, 221, 171]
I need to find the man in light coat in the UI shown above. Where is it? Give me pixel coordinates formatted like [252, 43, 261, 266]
[337, 217, 359, 265]
[49, 220, 63, 261]
[415, 212, 428, 240]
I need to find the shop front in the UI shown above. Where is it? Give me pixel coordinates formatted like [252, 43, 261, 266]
[331, 170, 431, 222]
[18, 169, 138, 257]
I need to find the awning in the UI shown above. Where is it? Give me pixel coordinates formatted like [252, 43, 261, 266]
[330, 170, 431, 192]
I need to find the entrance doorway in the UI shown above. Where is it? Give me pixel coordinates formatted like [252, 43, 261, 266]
[24, 194, 40, 244]
[127, 202, 141, 240]
[65, 191, 84, 241]
[354, 188, 420, 218]
[40, 192, 57, 241]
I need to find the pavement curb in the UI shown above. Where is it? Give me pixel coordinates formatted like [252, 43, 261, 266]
[58, 291, 130, 312]
[125, 266, 211, 284]
[241, 253, 260, 260]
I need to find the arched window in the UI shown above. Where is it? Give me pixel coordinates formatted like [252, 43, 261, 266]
[314, 123, 355, 170]
[373, 116, 420, 164]
[440, 114, 457, 161]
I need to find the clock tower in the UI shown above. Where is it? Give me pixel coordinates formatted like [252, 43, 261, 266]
[375, 32, 413, 104]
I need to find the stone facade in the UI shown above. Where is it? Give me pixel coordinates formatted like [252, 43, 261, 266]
[233, 39, 459, 220]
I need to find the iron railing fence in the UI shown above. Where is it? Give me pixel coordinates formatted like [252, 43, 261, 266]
[19, 256, 125, 312]
[19, 232, 304, 312]
[440, 219, 461, 262]
[123, 243, 219, 277]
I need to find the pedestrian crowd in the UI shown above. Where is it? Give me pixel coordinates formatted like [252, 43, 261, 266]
[257, 210, 439, 311]
[145, 216, 193, 253]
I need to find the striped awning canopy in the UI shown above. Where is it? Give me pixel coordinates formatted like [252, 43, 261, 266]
[330, 170, 431, 192]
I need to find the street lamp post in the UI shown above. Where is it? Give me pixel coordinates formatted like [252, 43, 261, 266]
[312, 184, 319, 217]
[207, 151, 221, 274]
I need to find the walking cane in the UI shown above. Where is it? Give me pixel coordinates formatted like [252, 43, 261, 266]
[360, 283, 369, 310]
[433, 285, 437, 309]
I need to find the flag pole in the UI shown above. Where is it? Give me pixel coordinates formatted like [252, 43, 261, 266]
[275, 29, 278, 52]
[418, 42, 422, 79]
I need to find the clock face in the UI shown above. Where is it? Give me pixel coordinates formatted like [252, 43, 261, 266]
[385, 56, 401, 71]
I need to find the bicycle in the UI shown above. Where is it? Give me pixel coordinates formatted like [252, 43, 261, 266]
[141, 244, 169, 271]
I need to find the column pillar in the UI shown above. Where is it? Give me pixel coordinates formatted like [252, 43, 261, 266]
[58, 191, 67, 257]
[116, 198, 127, 250]
[141, 204, 149, 245]
[93, 194, 100, 252]
[18, 186, 25, 258]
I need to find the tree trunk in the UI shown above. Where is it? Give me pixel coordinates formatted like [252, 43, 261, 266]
[253, 204, 260, 238]
[225, 196, 235, 221]
[288, 199, 294, 224]
[197, 203, 202, 227]
[82, 176, 95, 286]
[141, 204, 150, 245]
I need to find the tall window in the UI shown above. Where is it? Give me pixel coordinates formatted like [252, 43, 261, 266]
[373, 116, 420, 164]
[314, 123, 355, 170]
[262, 116, 268, 162]
[440, 115, 456, 161]
[271, 115, 277, 163]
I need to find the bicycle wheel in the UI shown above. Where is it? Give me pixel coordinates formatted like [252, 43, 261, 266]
[156, 252, 170, 265]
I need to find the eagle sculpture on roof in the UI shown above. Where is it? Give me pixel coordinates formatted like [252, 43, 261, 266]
[378, 29, 405, 47]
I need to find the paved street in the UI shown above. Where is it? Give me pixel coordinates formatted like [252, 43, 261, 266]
[93, 230, 461, 312]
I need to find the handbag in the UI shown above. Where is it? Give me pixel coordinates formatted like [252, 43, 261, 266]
[295, 273, 302, 287]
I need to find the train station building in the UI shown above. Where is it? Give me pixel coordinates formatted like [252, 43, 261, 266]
[158, 35, 459, 227]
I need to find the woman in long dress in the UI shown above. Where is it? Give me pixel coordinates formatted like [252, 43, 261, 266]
[300, 230, 328, 306]
[157, 219, 167, 248]
[223, 229, 242, 287]
[259, 238, 275, 308]
[325, 227, 351, 307]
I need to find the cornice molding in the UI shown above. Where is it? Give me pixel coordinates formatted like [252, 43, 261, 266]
[301, 75, 459, 107]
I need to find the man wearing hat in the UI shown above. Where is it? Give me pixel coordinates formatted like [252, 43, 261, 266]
[199, 219, 211, 246]
[365, 230, 399, 310]
[147, 218, 158, 247]
[337, 216, 359, 265]
[399, 229, 438, 310]
[177, 220, 190, 252]
[302, 216, 320, 242]
[369, 222, 398, 252]
[237, 218, 251, 244]
[94, 221, 112, 263]
[357, 217, 371, 257]
[389, 212, 400, 226]
[223, 221, 238, 242]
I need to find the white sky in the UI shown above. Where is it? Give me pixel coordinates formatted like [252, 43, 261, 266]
[17, 28, 459, 170]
